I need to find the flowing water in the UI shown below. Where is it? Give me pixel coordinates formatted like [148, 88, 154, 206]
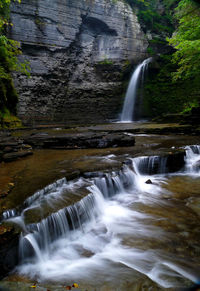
[121, 58, 152, 122]
[1, 144, 200, 290]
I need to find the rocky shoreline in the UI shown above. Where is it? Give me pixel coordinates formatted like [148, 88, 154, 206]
[0, 121, 199, 164]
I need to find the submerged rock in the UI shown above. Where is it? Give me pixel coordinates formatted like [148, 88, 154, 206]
[2, 151, 33, 163]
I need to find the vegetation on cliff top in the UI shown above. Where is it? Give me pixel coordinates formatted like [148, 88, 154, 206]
[125, 0, 176, 36]
[122, 0, 200, 88]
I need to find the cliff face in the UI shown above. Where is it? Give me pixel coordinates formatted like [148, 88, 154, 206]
[10, 0, 148, 124]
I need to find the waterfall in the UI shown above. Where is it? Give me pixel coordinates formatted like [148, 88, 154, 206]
[121, 57, 152, 122]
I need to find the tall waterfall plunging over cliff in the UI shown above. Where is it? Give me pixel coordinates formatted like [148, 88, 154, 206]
[121, 58, 152, 122]
[10, 0, 148, 125]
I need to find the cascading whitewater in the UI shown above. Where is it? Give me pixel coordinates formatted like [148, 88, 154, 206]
[23, 177, 67, 208]
[131, 155, 168, 175]
[1, 145, 200, 289]
[121, 57, 152, 122]
[184, 145, 200, 174]
[18, 171, 133, 261]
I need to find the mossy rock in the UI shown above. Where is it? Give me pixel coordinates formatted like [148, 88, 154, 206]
[0, 111, 22, 129]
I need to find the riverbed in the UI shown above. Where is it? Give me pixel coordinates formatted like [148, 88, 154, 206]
[0, 126, 200, 291]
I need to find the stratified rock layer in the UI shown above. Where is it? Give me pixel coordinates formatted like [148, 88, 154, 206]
[10, 0, 148, 125]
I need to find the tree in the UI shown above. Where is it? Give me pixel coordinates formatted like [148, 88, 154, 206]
[168, 0, 200, 81]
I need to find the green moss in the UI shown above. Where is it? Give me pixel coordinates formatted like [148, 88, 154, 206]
[97, 58, 114, 65]
[123, 59, 131, 68]
[0, 109, 22, 129]
[35, 17, 46, 30]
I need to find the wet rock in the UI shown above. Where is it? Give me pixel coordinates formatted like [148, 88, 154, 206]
[24, 132, 135, 149]
[65, 171, 81, 181]
[3, 146, 13, 153]
[145, 179, 152, 184]
[0, 151, 3, 160]
[0, 225, 19, 280]
[123, 159, 132, 166]
[0, 132, 33, 163]
[186, 197, 200, 216]
[0, 183, 15, 199]
[83, 172, 106, 179]
[165, 151, 186, 173]
[2, 151, 33, 162]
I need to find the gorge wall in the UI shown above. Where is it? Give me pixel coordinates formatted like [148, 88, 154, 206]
[10, 0, 148, 125]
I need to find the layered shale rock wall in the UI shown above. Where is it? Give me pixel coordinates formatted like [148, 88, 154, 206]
[10, 0, 148, 124]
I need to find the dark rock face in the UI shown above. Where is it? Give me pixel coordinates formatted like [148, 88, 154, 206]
[10, 0, 148, 125]
[24, 131, 135, 149]
[0, 226, 19, 280]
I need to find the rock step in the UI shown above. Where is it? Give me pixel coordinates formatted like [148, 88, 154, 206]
[0, 133, 33, 163]
[24, 132, 135, 149]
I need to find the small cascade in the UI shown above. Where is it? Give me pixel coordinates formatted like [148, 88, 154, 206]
[15, 156, 176, 262]
[20, 193, 96, 261]
[132, 156, 168, 175]
[1, 145, 200, 289]
[2, 209, 18, 220]
[121, 57, 152, 122]
[23, 177, 67, 208]
[185, 145, 200, 174]
[18, 172, 134, 261]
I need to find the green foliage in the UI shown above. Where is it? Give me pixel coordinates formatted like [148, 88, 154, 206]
[168, 0, 200, 80]
[0, 0, 29, 126]
[181, 100, 199, 114]
[147, 46, 155, 55]
[0, 0, 29, 80]
[124, 0, 176, 35]
[144, 55, 200, 117]
[0, 0, 11, 29]
[0, 35, 29, 79]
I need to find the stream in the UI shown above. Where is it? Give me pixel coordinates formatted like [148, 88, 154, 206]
[0, 133, 200, 291]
